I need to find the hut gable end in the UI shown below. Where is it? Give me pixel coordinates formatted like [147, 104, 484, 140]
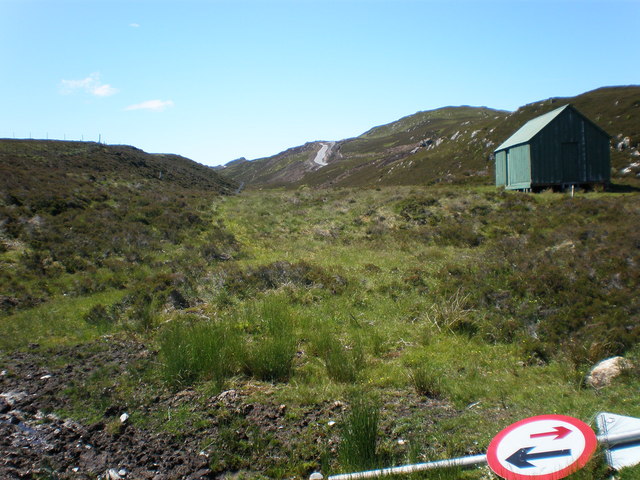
[494, 104, 610, 191]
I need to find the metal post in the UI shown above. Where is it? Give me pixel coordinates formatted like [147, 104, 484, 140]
[311, 454, 487, 480]
[310, 416, 640, 480]
[311, 429, 640, 480]
[597, 429, 640, 447]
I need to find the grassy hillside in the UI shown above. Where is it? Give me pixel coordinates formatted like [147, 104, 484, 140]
[220, 106, 507, 187]
[307, 106, 504, 187]
[219, 86, 640, 188]
[219, 142, 323, 187]
[2, 167, 640, 478]
[0, 139, 237, 315]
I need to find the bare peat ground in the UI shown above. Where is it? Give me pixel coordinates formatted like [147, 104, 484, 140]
[0, 338, 461, 479]
[0, 339, 214, 479]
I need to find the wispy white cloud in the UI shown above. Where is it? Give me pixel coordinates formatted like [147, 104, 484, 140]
[60, 73, 118, 97]
[91, 83, 119, 97]
[125, 99, 175, 112]
[129, 23, 140, 28]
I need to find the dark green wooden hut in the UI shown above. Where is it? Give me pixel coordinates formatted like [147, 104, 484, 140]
[495, 104, 610, 191]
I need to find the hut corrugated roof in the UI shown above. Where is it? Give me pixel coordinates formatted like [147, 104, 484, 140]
[494, 105, 569, 152]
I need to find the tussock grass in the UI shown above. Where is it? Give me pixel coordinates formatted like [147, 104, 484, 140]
[241, 294, 298, 382]
[423, 289, 476, 335]
[311, 326, 365, 383]
[339, 394, 381, 471]
[160, 294, 300, 387]
[407, 363, 446, 399]
[159, 317, 240, 388]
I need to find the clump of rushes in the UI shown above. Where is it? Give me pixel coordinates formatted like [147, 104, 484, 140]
[407, 363, 445, 398]
[424, 289, 477, 336]
[312, 326, 365, 383]
[242, 295, 297, 382]
[339, 393, 381, 471]
[159, 317, 240, 389]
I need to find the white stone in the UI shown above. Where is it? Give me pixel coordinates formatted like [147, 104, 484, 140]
[586, 356, 632, 388]
[106, 469, 122, 480]
[216, 389, 237, 402]
[107, 468, 122, 480]
[0, 391, 27, 405]
[119, 413, 129, 423]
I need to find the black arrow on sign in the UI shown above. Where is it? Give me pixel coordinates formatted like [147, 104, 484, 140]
[506, 446, 572, 468]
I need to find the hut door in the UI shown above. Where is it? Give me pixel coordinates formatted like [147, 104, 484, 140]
[561, 142, 579, 182]
[504, 150, 510, 185]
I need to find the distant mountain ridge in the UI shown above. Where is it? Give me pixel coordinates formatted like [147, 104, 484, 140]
[218, 86, 640, 188]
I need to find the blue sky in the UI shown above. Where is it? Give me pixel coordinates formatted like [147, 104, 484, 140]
[2, 0, 638, 166]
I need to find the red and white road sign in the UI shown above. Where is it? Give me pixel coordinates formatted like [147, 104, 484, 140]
[487, 414, 597, 480]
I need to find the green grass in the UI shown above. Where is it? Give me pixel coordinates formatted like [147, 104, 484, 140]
[240, 294, 298, 382]
[159, 316, 241, 388]
[3, 175, 640, 478]
[159, 293, 299, 387]
[205, 185, 640, 477]
[0, 288, 127, 350]
[339, 393, 382, 471]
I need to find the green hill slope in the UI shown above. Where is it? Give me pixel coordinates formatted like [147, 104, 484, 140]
[1, 140, 236, 193]
[0, 140, 237, 313]
[219, 85, 640, 188]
